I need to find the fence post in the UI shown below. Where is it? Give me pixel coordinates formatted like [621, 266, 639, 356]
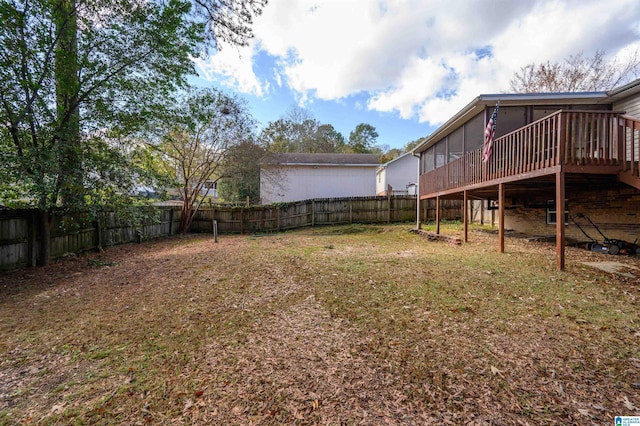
[94, 218, 102, 251]
[28, 210, 37, 267]
[311, 201, 315, 227]
[387, 192, 392, 224]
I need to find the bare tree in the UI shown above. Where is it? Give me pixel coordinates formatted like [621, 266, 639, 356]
[509, 49, 640, 93]
[160, 88, 254, 233]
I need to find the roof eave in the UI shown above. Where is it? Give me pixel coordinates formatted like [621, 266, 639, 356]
[264, 163, 379, 167]
[411, 91, 608, 155]
[607, 78, 640, 101]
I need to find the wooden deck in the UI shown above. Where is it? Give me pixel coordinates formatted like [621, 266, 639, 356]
[419, 111, 640, 199]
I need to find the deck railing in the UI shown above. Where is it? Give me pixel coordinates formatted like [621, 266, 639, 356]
[420, 110, 640, 196]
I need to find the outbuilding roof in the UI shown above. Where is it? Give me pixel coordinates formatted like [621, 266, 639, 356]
[260, 152, 379, 166]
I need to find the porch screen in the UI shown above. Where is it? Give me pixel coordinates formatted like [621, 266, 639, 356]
[464, 112, 484, 152]
[496, 107, 526, 138]
[422, 147, 435, 173]
[435, 141, 446, 168]
[449, 127, 463, 161]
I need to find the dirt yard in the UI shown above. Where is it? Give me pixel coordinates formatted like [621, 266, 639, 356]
[1, 224, 639, 425]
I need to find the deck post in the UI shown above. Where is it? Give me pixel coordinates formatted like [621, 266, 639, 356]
[435, 196, 441, 235]
[556, 170, 566, 270]
[498, 183, 505, 253]
[463, 190, 468, 242]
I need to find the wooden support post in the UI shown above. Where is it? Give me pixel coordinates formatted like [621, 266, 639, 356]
[435, 196, 441, 235]
[463, 191, 468, 243]
[311, 201, 315, 227]
[387, 190, 392, 224]
[168, 208, 174, 236]
[556, 170, 566, 270]
[498, 183, 505, 253]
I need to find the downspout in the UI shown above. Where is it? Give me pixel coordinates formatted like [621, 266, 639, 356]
[412, 151, 421, 229]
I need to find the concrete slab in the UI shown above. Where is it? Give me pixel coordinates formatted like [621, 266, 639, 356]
[580, 261, 640, 278]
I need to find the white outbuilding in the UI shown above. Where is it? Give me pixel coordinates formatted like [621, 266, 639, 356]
[260, 153, 379, 204]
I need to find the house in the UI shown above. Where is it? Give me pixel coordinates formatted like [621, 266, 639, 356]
[375, 151, 419, 196]
[260, 153, 379, 204]
[412, 79, 640, 270]
[201, 179, 219, 199]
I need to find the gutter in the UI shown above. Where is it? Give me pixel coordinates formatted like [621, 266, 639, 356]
[607, 78, 640, 100]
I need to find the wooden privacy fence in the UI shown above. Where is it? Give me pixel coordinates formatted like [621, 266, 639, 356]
[0, 196, 462, 271]
[0, 208, 175, 271]
[191, 196, 421, 233]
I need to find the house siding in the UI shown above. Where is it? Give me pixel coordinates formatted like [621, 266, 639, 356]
[375, 168, 387, 195]
[261, 165, 376, 204]
[376, 154, 419, 195]
[615, 95, 640, 117]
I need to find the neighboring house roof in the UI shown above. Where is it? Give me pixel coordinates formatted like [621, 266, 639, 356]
[412, 91, 610, 154]
[376, 151, 415, 172]
[261, 152, 379, 166]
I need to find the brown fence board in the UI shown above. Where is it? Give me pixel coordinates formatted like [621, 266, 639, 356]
[0, 196, 463, 271]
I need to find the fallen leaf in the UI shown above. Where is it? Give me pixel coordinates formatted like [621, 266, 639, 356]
[623, 396, 638, 410]
[50, 404, 65, 414]
[577, 408, 592, 417]
[490, 365, 504, 378]
[183, 399, 193, 411]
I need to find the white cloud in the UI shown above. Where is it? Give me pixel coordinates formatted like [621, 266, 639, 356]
[192, 44, 266, 96]
[195, 0, 640, 125]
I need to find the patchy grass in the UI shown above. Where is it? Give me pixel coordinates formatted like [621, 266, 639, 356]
[1, 224, 639, 424]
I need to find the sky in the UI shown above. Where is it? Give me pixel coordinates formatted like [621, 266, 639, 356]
[191, 0, 640, 151]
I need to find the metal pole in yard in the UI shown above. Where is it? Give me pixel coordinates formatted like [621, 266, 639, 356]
[387, 187, 392, 224]
[213, 219, 218, 243]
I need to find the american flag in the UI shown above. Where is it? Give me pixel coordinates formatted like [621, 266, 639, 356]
[481, 103, 499, 163]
